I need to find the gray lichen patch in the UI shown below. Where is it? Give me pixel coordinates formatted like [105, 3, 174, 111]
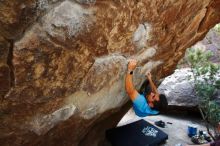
[135, 47, 157, 65]
[74, 0, 96, 5]
[81, 106, 98, 119]
[36, 0, 61, 10]
[29, 104, 76, 135]
[65, 79, 128, 120]
[81, 54, 127, 94]
[133, 23, 152, 50]
[140, 60, 163, 75]
[37, 0, 49, 10]
[42, 0, 95, 40]
[65, 55, 131, 119]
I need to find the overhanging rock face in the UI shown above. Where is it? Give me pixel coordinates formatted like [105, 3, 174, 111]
[0, 0, 220, 146]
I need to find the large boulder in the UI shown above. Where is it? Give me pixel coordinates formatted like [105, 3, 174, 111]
[0, 0, 220, 146]
[158, 68, 198, 107]
[158, 68, 220, 107]
[198, 29, 220, 63]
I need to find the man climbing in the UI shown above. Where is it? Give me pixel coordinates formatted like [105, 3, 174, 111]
[125, 59, 168, 117]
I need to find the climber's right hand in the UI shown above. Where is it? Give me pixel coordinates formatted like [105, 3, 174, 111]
[128, 59, 137, 71]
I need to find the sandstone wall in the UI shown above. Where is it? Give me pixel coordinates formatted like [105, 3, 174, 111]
[0, 0, 220, 145]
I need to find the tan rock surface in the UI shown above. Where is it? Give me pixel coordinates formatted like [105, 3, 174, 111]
[0, 0, 220, 146]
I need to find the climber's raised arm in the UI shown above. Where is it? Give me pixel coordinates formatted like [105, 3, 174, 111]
[146, 72, 159, 100]
[125, 59, 139, 101]
[126, 60, 168, 117]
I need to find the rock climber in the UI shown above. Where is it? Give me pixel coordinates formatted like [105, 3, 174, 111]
[125, 59, 168, 117]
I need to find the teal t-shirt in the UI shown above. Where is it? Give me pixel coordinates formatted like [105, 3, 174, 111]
[133, 94, 159, 117]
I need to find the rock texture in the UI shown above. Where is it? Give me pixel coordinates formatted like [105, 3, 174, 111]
[178, 27, 220, 68]
[158, 68, 220, 107]
[0, 0, 220, 146]
[202, 29, 220, 63]
[158, 68, 198, 107]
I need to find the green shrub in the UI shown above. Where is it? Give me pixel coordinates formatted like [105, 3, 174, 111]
[186, 47, 220, 139]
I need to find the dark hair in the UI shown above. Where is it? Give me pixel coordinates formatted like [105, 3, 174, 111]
[152, 94, 168, 112]
[139, 80, 152, 97]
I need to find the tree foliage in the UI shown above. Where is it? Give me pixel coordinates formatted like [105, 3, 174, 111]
[186, 47, 220, 139]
